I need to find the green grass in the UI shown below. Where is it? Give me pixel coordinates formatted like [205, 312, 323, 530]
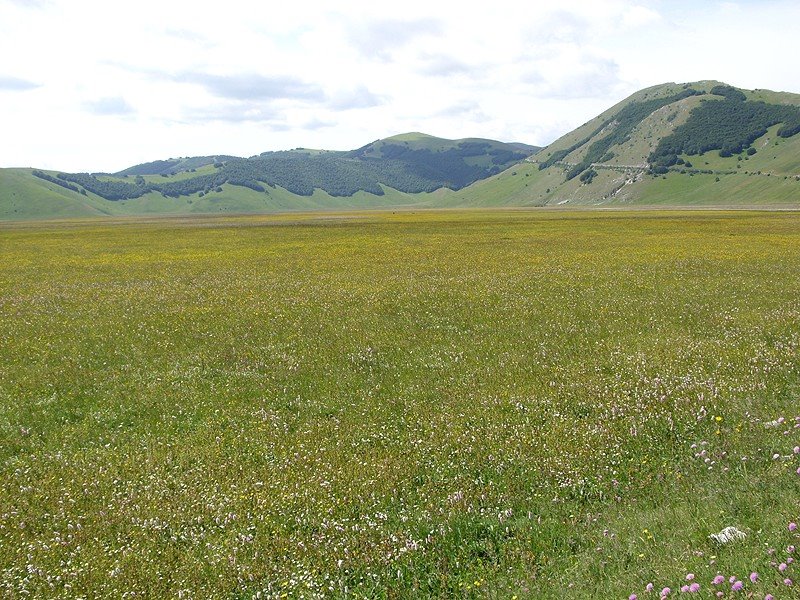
[0, 210, 798, 598]
[0, 168, 113, 219]
[0, 175, 439, 221]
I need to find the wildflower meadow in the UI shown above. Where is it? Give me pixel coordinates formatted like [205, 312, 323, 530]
[0, 210, 798, 598]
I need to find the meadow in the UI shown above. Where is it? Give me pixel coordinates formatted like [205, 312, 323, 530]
[0, 210, 798, 599]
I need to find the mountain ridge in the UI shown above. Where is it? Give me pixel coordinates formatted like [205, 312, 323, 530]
[44, 133, 535, 201]
[4, 80, 800, 220]
[0, 133, 538, 219]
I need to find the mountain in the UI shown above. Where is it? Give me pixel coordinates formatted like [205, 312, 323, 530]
[0, 134, 537, 219]
[5, 81, 800, 220]
[456, 81, 800, 207]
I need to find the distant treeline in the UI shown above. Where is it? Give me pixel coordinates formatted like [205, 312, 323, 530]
[115, 156, 237, 177]
[32, 170, 87, 195]
[51, 141, 529, 201]
[649, 86, 800, 167]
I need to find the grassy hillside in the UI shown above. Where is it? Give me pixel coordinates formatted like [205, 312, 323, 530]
[1, 133, 537, 220]
[1, 211, 798, 598]
[58, 134, 532, 200]
[0, 169, 114, 219]
[0, 170, 445, 221]
[473, 81, 800, 207]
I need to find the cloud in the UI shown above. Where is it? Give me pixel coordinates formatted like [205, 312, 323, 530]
[302, 117, 335, 131]
[435, 100, 489, 122]
[417, 54, 481, 78]
[520, 51, 626, 100]
[83, 96, 135, 116]
[347, 17, 443, 61]
[529, 10, 591, 44]
[177, 72, 325, 102]
[328, 85, 385, 110]
[6, 0, 49, 7]
[0, 75, 40, 91]
[162, 27, 215, 47]
[546, 56, 623, 99]
[621, 5, 662, 28]
[182, 102, 282, 124]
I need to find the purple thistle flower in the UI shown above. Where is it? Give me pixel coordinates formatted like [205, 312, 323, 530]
[689, 582, 700, 593]
[680, 585, 689, 593]
[790, 522, 798, 532]
[712, 575, 725, 585]
[629, 594, 637, 600]
[731, 580, 743, 591]
[750, 572, 758, 583]
[661, 587, 671, 596]
[779, 562, 788, 572]
[784, 578, 793, 586]
[646, 583, 654, 592]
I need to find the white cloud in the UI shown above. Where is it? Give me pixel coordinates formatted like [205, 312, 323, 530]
[0, 75, 40, 91]
[83, 96, 135, 116]
[621, 5, 662, 28]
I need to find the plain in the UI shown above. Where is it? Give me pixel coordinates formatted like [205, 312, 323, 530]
[0, 210, 798, 599]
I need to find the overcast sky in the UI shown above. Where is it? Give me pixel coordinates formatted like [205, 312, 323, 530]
[2, 0, 799, 172]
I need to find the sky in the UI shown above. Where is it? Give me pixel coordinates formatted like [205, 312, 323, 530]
[2, 0, 799, 172]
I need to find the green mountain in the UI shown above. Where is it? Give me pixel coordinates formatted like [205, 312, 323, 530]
[0, 133, 536, 220]
[459, 81, 800, 207]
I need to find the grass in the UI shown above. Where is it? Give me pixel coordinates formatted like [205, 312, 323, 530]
[0, 210, 799, 599]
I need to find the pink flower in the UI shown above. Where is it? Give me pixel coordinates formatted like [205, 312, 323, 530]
[788, 545, 796, 553]
[750, 572, 758, 583]
[779, 562, 788, 572]
[765, 595, 774, 600]
[790, 522, 798, 532]
[629, 595, 637, 600]
[686, 573, 695, 581]
[680, 585, 689, 593]
[661, 587, 671, 596]
[712, 575, 725, 585]
[646, 583, 654, 592]
[716, 592, 723, 598]
[785, 578, 793, 586]
[793, 445, 800, 454]
[689, 583, 700, 593]
[731, 580, 743, 591]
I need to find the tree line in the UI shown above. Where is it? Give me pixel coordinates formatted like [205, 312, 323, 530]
[49, 142, 528, 201]
[649, 91, 800, 167]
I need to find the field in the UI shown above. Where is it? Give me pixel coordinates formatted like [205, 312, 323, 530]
[1, 210, 799, 599]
